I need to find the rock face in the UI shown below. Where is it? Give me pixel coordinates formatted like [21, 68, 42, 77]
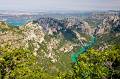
[94, 13, 120, 50]
[0, 17, 93, 73]
[34, 17, 94, 43]
[21, 22, 45, 43]
[96, 15, 120, 35]
[1, 12, 120, 73]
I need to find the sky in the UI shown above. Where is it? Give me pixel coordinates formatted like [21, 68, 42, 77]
[0, 0, 120, 11]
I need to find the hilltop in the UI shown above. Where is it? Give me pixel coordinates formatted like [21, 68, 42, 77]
[0, 11, 120, 78]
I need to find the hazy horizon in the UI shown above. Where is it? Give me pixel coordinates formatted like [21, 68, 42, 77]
[0, 0, 120, 11]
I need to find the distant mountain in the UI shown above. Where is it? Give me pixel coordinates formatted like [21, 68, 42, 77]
[94, 13, 120, 50]
[0, 11, 120, 74]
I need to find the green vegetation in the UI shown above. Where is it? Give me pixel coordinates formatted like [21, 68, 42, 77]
[96, 33, 120, 46]
[0, 21, 23, 34]
[0, 44, 120, 79]
[61, 44, 120, 79]
[0, 17, 120, 79]
[0, 46, 55, 79]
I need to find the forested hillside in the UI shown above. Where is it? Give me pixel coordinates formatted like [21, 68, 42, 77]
[0, 11, 120, 79]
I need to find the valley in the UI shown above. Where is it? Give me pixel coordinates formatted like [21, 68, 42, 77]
[0, 10, 120, 79]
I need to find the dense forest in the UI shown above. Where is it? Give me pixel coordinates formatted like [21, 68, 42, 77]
[0, 44, 120, 79]
[0, 11, 120, 79]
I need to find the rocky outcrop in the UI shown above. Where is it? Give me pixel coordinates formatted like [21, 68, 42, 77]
[1, 13, 120, 73]
[21, 22, 45, 43]
[0, 21, 72, 68]
[96, 15, 120, 35]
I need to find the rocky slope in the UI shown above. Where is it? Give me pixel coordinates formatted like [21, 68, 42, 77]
[0, 12, 120, 74]
[96, 15, 120, 34]
[0, 18, 92, 73]
[94, 14, 120, 50]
